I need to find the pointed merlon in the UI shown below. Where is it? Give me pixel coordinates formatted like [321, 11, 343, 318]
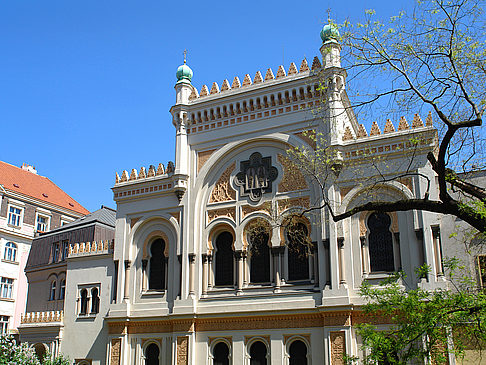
[398, 116, 409, 130]
[189, 88, 199, 100]
[412, 113, 424, 128]
[156, 163, 165, 175]
[370, 121, 381, 136]
[115, 172, 120, 184]
[264, 68, 275, 81]
[200, 85, 209, 97]
[139, 166, 146, 179]
[342, 126, 353, 141]
[311, 56, 322, 70]
[129, 169, 138, 181]
[242, 74, 252, 87]
[426, 111, 433, 126]
[121, 170, 129, 182]
[288, 62, 298, 75]
[276, 65, 286, 78]
[148, 165, 156, 177]
[232, 77, 241, 89]
[384, 119, 395, 133]
[221, 79, 231, 92]
[253, 71, 263, 84]
[166, 161, 175, 174]
[299, 59, 309, 72]
[210, 82, 220, 94]
[357, 124, 368, 138]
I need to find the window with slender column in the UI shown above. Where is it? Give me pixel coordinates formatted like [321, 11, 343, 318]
[213, 342, 230, 365]
[0, 278, 13, 299]
[80, 289, 88, 314]
[367, 212, 395, 272]
[215, 232, 234, 286]
[249, 341, 267, 365]
[149, 239, 166, 290]
[248, 226, 270, 284]
[91, 287, 100, 313]
[289, 340, 308, 365]
[145, 343, 160, 365]
[287, 223, 310, 281]
[59, 279, 65, 300]
[49, 280, 56, 300]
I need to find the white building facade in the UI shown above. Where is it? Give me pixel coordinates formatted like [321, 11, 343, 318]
[102, 25, 447, 365]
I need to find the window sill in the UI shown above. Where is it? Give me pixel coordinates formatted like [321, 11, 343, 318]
[141, 290, 166, 297]
[363, 272, 396, 280]
[7, 224, 21, 229]
[0, 297, 14, 302]
[1, 259, 18, 265]
[76, 313, 97, 321]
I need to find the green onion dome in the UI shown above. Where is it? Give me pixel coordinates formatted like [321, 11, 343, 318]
[320, 23, 340, 43]
[176, 63, 193, 83]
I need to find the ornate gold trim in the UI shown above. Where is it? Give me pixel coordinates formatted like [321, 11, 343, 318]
[209, 163, 236, 203]
[198, 149, 217, 173]
[277, 154, 308, 192]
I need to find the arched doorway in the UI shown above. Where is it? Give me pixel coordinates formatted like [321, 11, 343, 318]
[145, 343, 160, 365]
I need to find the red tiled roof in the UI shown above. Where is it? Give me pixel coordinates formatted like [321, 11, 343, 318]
[0, 161, 89, 215]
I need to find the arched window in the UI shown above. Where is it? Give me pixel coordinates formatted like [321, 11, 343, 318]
[289, 340, 308, 365]
[80, 289, 88, 314]
[368, 212, 395, 272]
[249, 341, 267, 365]
[59, 279, 65, 300]
[215, 232, 234, 286]
[145, 343, 160, 365]
[149, 239, 166, 290]
[49, 281, 56, 301]
[3, 242, 17, 262]
[248, 226, 270, 284]
[213, 342, 230, 365]
[33, 343, 46, 361]
[287, 223, 310, 281]
[91, 288, 99, 313]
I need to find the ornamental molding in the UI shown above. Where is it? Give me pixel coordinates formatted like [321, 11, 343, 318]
[207, 207, 236, 223]
[209, 163, 236, 203]
[277, 154, 308, 193]
[330, 331, 346, 365]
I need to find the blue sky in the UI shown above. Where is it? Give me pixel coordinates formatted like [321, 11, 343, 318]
[0, 0, 410, 212]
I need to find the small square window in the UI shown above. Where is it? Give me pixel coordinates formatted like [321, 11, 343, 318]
[8, 206, 22, 227]
[36, 215, 49, 232]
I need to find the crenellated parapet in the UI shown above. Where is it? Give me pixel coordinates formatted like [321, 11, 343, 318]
[342, 112, 437, 160]
[115, 162, 175, 184]
[189, 57, 322, 102]
[69, 240, 114, 257]
[21, 311, 63, 324]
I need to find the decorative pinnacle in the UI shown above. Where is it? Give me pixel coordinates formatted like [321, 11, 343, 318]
[183, 49, 187, 64]
[327, 8, 331, 22]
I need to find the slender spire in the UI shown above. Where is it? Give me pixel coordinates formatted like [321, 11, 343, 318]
[183, 49, 187, 64]
[327, 8, 331, 23]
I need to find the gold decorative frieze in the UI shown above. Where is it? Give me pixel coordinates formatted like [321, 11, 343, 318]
[330, 331, 346, 365]
[110, 339, 121, 365]
[177, 336, 189, 365]
[207, 208, 236, 223]
[398, 176, 413, 192]
[245, 335, 271, 345]
[359, 212, 367, 237]
[130, 217, 140, 229]
[283, 334, 311, 344]
[107, 312, 356, 335]
[241, 202, 272, 219]
[277, 197, 310, 215]
[294, 130, 316, 150]
[339, 186, 353, 200]
[170, 212, 180, 224]
[209, 163, 236, 203]
[198, 149, 216, 173]
[277, 154, 308, 193]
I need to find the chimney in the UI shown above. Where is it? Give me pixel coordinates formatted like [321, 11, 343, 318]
[21, 163, 37, 174]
